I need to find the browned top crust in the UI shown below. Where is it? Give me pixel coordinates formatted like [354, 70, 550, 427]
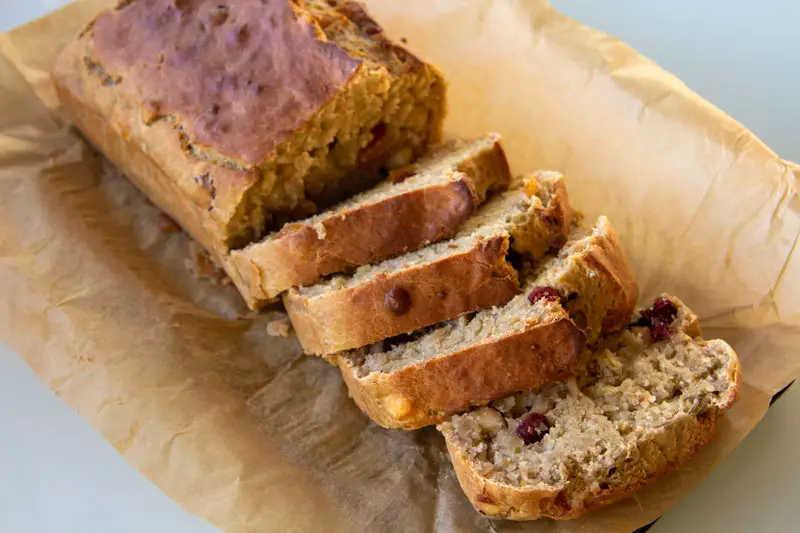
[88, 0, 362, 166]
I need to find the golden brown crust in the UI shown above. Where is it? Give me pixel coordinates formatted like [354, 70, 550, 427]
[227, 137, 512, 309]
[339, 310, 585, 429]
[284, 234, 521, 355]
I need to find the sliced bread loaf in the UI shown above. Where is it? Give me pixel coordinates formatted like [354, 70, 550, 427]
[337, 216, 638, 429]
[284, 172, 574, 355]
[228, 134, 511, 309]
[438, 295, 740, 521]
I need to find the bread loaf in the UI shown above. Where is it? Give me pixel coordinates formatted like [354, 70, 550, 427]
[52, 0, 446, 268]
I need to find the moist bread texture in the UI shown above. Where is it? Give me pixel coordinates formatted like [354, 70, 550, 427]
[438, 295, 740, 521]
[284, 172, 574, 355]
[337, 216, 637, 429]
[228, 134, 511, 308]
[52, 0, 446, 265]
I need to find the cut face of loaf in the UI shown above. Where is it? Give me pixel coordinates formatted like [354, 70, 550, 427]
[52, 0, 446, 264]
[284, 172, 574, 355]
[227, 134, 511, 309]
[439, 295, 741, 521]
[337, 216, 638, 429]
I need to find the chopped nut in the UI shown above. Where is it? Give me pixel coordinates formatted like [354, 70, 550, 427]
[384, 394, 412, 419]
[386, 147, 414, 170]
[473, 406, 506, 433]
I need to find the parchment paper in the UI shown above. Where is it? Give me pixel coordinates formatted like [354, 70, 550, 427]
[0, 1, 798, 531]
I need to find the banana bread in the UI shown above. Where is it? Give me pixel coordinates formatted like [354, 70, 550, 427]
[52, 0, 446, 266]
[227, 134, 510, 308]
[337, 216, 638, 429]
[284, 172, 574, 355]
[439, 295, 740, 521]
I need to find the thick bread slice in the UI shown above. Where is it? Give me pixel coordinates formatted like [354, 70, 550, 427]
[284, 172, 574, 355]
[439, 295, 741, 521]
[337, 216, 638, 429]
[228, 134, 511, 309]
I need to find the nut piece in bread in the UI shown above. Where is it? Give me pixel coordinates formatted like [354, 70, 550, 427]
[227, 134, 512, 309]
[337, 215, 637, 429]
[439, 295, 741, 521]
[284, 172, 574, 355]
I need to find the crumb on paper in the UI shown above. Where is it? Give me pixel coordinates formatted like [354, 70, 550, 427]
[267, 314, 293, 338]
[185, 240, 231, 285]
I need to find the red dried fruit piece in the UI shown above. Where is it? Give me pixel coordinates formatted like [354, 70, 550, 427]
[527, 286, 560, 305]
[639, 296, 678, 341]
[516, 412, 551, 445]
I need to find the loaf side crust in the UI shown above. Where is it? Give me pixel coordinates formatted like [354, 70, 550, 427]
[339, 310, 585, 429]
[227, 136, 511, 308]
[284, 234, 520, 355]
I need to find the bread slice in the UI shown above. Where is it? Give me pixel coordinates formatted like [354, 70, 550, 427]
[284, 172, 574, 355]
[227, 134, 511, 309]
[438, 295, 741, 521]
[53, 0, 445, 264]
[337, 216, 638, 429]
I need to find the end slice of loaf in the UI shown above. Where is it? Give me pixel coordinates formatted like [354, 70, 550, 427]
[439, 295, 740, 521]
[284, 172, 574, 355]
[227, 134, 511, 309]
[337, 216, 638, 429]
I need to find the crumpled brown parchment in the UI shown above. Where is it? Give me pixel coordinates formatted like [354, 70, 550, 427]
[0, 1, 797, 532]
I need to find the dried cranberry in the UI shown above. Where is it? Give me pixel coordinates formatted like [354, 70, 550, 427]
[638, 296, 678, 341]
[384, 287, 411, 316]
[527, 286, 560, 305]
[516, 412, 550, 445]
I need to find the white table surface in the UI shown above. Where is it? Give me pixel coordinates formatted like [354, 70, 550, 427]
[1, 1, 799, 532]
